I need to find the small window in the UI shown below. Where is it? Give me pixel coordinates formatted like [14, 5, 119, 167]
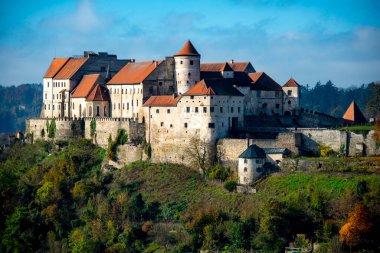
[288, 100, 291, 105]
[262, 103, 267, 109]
[159, 82, 163, 86]
[276, 104, 280, 109]
[186, 107, 190, 113]
[190, 60, 194, 65]
[210, 107, 214, 113]
[118, 103, 120, 109]
[121, 89, 123, 94]
[180, 60, 183, 64]
[184, 123, 188, 128]
[238, 107, 241, 113]
[220, 107, 223, 113]
[45, 94, 47, 99]
[161, 122, 164, 127]
[257, 91, 261, 97]
[288, 90, 292, 96]
[156, 109, 159, 113]
[123, 103, 125, 110]
[203, 107, 207, 113]
[47, 82, 49, 87]
[244, 159, 247, 164]
[167, 109, 170, 113]
[190, 95, 194, 99]
[195, 107, 198, 113]
[127, 103, 129, 110]
[170, 124, 173, 128]
[231, 107, 234, 113]
[208, 123, 215, 128]
[244, 167, 247, 172]
[188, 72, 191, 76]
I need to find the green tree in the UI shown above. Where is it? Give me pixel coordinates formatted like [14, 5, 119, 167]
[90, 118, 96, 138]
[48, 119, 56, 139]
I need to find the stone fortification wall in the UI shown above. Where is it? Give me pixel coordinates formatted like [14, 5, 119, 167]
[26, 117, 145, 150]
[217, 132, 301, 165]
[297, 129, 379, 156]
[83, 117, 144, 148]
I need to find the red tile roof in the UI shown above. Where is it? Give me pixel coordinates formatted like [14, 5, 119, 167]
[229, 62, 252, 72]
[107, 61, 162, 85]
[343, 101, 367, 123]
[71, 74, 100, 98]
[44, 58, 70, 78]
[184, 79, 243, 96]
[283, 78, 301, 87]
[248, 72, 283, 91]
[86, 84, 110, 101]
[201, 62, 233, 72]
[54, 57, 88, 79]
[174, 40, 200, 56]
[143, 95, 180, 107]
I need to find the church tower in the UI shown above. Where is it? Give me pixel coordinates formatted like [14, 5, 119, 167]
[174, 40, 200, 94]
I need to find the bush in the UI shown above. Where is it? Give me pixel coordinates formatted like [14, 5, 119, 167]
[319, 145, 334, 157]
[106, 129, 128, 161]
[224, 181, 237, 192]
[208, 164, 230, 181]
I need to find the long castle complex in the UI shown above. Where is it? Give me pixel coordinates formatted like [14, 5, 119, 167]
[27, 40, 378, 185]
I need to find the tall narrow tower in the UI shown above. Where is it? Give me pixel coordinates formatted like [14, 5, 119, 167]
[174, 40, 200, 94]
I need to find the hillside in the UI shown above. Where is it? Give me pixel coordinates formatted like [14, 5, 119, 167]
[0, 139, 379, 252]
[0, 84, 42, 133]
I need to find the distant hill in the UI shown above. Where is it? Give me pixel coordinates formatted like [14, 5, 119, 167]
[300, 81, 375, 118]
[0, 84, 42, 133]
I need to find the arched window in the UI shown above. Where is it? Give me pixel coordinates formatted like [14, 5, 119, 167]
[96, 106, 100, 116]
[244, 159, 247, 164]
[104, 106, 107, 116]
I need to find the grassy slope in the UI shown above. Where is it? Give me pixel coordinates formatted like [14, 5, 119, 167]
[121, 161, 380, 217]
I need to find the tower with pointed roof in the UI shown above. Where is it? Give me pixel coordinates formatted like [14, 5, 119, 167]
[174, 40, 201, 94]
[343, 101, 367, 124]
[282, 78, 301, 115]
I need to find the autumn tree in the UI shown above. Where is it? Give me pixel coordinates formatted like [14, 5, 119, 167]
[185, 136, 212, 175]
[339, 203, 371, 251]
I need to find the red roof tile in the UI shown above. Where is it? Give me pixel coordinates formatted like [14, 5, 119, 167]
[248, 72, 283, 91]
[44, 58, 70, 78]
[343, 101, 367, 123]
[283, 78, 301, 87]
[71, 74, 100, 98]
[143, 95, 180, 107]
[86, 84, 110, 101]
[229, 62, 252, 72]
[54, 58, 88, 79]
[184, 79, 243, 96]
[201, 62, 233, 72]
[174, 40, 200, 56]
[107, 61, 162, 85]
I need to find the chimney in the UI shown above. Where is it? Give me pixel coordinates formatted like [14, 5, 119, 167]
[230, 59, 234, 64]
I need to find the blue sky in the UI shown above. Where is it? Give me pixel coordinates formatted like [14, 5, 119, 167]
[0, 0, 379, 87]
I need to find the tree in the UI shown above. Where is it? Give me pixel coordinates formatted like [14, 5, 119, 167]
[48, 119, 56, 139]
[90, 118, 96, 138]
[185, 136, 212, 175]
[365, 83, 380, 118]
[339, 203, 371, 251]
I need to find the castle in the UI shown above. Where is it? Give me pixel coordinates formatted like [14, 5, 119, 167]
[26, 40, 378, 185]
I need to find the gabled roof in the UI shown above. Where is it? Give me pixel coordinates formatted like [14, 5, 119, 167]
[174, 40, 200, 57]
[342, 101, 367, 123]
[107, 61, 162, 85]
[44, 58, 70, 78]
[143, 95, 181, 107]
[229, 62, 254, 72]
[71, 74, 100, 98]
[201, 62, 233, 72]
[54, 57, 88, 79]
[248, 72, 283, 91]
[262, 148, 288, 155]
[239, 145, 266, 159]
[86, 84, 110, 101]
[283, 78, 301, 88]
[183, 79, 244, 96]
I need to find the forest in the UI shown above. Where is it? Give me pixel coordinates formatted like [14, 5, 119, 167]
[0, 139, 379, 252]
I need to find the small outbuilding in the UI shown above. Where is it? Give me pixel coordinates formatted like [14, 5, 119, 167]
[238, 144, 267, 185]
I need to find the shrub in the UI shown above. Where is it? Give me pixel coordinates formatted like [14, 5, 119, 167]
[208, 164, 230, 181]
[41, 128, 45, 138]
[224, 181, 237, 192]
[106, 129, 128, 161]
[319, 145, 334, 157]
[90, 118, 96, 138]
[48, 119, 56, 139]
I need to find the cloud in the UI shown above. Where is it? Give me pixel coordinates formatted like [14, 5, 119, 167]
[39, 0, 102, 33]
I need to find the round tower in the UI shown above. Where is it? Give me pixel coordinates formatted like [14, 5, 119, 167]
[174, 40, 200, 94]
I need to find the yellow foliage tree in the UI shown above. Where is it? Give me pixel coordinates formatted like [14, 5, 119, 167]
[339, 203, 371, 249]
